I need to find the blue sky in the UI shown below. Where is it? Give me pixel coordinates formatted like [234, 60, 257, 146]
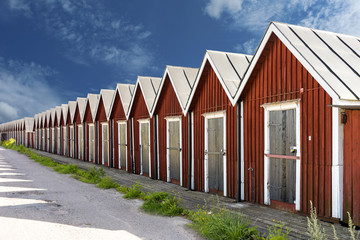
[0, 0, 359, 123]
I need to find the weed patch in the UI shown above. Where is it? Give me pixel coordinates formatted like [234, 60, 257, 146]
[72, 166, 105, 184]
[142, 191, 184, 216]
[123, 181, 145, 199]
[116, 185, 129, 194]
[96, 176, 120, 189]
[53, 164, 79, 174]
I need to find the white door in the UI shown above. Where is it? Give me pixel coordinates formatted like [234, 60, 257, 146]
[118, 122, 127, 170]
[51, 128, 55, 153]
[166, 118, 182, 185]
[69, 126, 74, 157]
[204, 112, 226, 196]
[139, 121, 150, 176]
[102, 123, 109, 166]
[78, 125, 83, 160]
[57, 127, 61, 154]
[63, 127, 68, 156]
[89, 124, 95, 162]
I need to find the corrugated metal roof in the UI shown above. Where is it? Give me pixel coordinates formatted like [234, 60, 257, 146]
[138, 76, 162, 114]
[97, 89, 115, 120]
[76, 97, 87, 123]
[234, 22, 360, 105]
[151, 66, 198, 117]
[68, 101, 77, 124]
[55, 106, 62, 125]
[114, 83, 135, 116]
[87, 94, 99, 122]
[24, 117, 34, 132]
[50, 108, 56, 126]
[61, 104, 68, 125]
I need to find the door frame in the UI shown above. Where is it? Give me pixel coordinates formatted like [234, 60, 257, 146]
[88, 123, 95, 162]
[101, 122, 109, 166]
[138, 119, 151, 177]
[69, 125, 74, 157]
[78, 124, 83, 160]
[263, 100, 301, 211]
[117, 121, 128, 171]
[166, 116, 182, 185]
[203, 111, 227, 197]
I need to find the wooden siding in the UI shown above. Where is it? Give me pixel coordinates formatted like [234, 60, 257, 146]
[153, 76, 189, 187]
[128, 89, 154, 176]
[240, 34, 333, 218]
[344, 110, 360, 225]
[74, 105, 81, 160]
[83, 102, 93, 162]
[110, 93, 127, 169]
[188, 61, 238, 198]
[96, 97, 109, 166]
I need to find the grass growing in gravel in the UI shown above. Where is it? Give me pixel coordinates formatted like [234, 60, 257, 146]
[72, 166, 105, 184]
[142, 191, 184, 216]
[123, 181, 145, 199]
[96, 176, 120, 189]
[53, 164, 79, 174]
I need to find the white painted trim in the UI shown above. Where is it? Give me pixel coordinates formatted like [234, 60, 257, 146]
[156, 115, 160, 179]
[46, 128, 50, 152]
[131, 118, 135, 172]
[263, 100, 301, 211]
[166, 117, 183, 185]
[101, 122, 109, 166]
[69, 126, 74, 158]
[240, 101, 245, 200]
[117, 121, 128, 171]
[51, 127, 55, 153]
[57, 127, 61, 154]
[139, 120, 151, 177]
[332, 107, 344, 219]
[191, 112, 195, 190]
[63, 126, 67, 156]
[204, 112, 227, 196]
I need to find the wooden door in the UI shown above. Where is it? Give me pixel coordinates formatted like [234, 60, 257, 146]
[167, 120, 181, 183]
[268, 109, 296, 208]
[140, 122, 150, 175]
[102, 124, 109, 166]
[89, 125, 95, 162]
[78, 125, 83, 160]
[206, 117, 224, 193]
[118, 123, 127, 169]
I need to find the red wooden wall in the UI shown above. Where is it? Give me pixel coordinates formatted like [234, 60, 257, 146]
[110, 92, 127, 169]
[66, 111, 72, 157]
[74, 105, 81, 160]
[153, 76, 189, 187]
[96, 97, 109, 166]
[344, 110, 360, 225]
[128, 88, 154, 176]
[83, 102, 93, 162]
[240, 34, 333, 218]
[188, 61, 238, 198]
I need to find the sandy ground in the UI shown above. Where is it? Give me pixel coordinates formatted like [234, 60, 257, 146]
[0, 147, 200, 240]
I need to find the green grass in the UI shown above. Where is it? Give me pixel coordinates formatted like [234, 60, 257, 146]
[116, 185, 129, 193]
[53, 164, 79, 174]
[189, 207, 259, 240]
[123, 181, 145, 199]
[96, 176, 120, 189]
[142, 191, 184, 216]
[72, 166, 105, 184]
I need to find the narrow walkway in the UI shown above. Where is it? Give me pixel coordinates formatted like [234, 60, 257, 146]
[33, 149, 352, 239]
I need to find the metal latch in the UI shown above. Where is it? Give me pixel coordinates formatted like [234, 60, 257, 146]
[290, 146, 297, 153]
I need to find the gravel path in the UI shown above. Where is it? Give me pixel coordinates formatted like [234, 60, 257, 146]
[0, 147, 201, 240]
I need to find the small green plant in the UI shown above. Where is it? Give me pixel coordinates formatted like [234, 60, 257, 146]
[96, 176, 120, 189]
[116, 185, 129, 194]
[73, 166, 105, 184]
[264, 220, 291, 240]
[348, 212, 360, 240]
[53, 164, 79, 174]
[31, 155, 59, 167]
[123, 181, 145, 199]
[142, 191, 184, 216]
[189, 205, 259, 240]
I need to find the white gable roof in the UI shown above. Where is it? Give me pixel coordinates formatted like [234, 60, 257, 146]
[24, 117, 34, 132]
[76, 97, 87, 123]
[95, 89, 115, 121]
[45, 110, 51, 127]
[68, 101, 77, 124]
[185, 50, 252, 114]
[50, 108, 56, 126]
[87, 94, 99, 122]
[61, 104, 68, 125]
[109, 84, 135, 118]
[55, 106, 62, 125]
[127, 76, 162, 119]
[151, 66, 198, 117]
[234, 22, 360, 106]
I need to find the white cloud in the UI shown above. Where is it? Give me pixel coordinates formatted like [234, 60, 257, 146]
[5, 0, 154, 74]
[205, 0, 360, 54]
[234, 38, 258, 54]
[0, 58, 61, 123]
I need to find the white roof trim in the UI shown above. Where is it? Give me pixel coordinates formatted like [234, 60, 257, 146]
[94, 89, 115, 121]
[109, 84, 135, 120]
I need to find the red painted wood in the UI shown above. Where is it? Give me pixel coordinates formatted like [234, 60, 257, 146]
[188, 61, 238, 198]
[96, 97, 109, 166]
[240, 34, 333, 218]
[153, 76, 189, 187]
[344, 110, 360, 225]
